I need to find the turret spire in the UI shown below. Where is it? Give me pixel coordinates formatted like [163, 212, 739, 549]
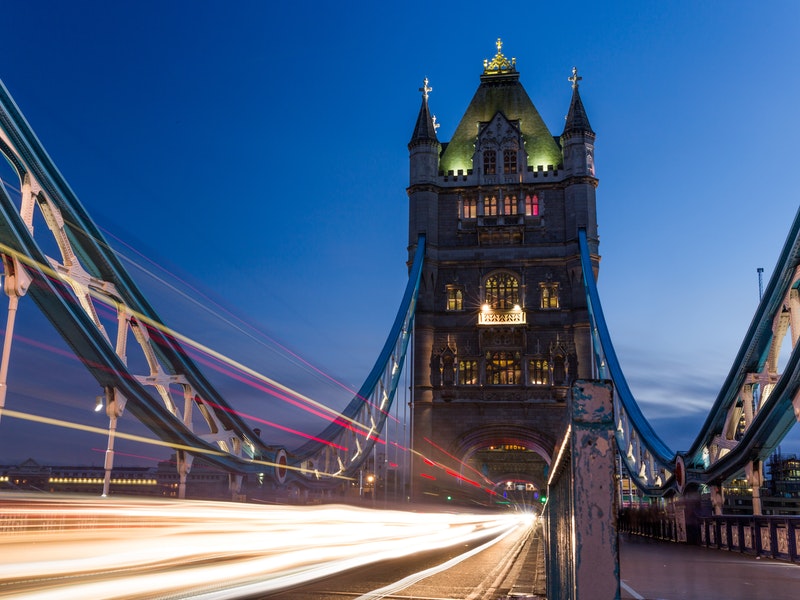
[409, 77, 440, 145]
[563, 66, 594, 135]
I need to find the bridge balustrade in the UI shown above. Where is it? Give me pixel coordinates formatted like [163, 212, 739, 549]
[618, 504, 680, 542]
[700, 515, 800, 562]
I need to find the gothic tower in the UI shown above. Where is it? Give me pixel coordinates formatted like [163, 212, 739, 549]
[407, 40, 600, 503]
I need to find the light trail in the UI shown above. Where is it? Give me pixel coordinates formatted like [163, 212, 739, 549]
[411, 446, 499, 497]
[0, 242, 371, 436]
[0, 408, 351, 480]
[97, 224, 398, 423]
[1, 325, 366, 451]
[0, 494, 526, 599]
[424, 436, 495, 486]
[0, 243, 392, 463]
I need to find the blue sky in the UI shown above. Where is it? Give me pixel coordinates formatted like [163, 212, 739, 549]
[0, 0, 799, 466]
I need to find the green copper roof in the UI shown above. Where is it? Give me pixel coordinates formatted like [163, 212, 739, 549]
[439, 43, 563, 174]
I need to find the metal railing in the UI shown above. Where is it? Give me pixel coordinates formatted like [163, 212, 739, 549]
[700, 515, 800, 562]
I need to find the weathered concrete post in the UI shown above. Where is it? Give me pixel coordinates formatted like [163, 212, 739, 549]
[570, 379, 619, 600]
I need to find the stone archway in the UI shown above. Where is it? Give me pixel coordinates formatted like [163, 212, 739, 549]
[455, 425, 555, 491]
[416, 423, 558, 506]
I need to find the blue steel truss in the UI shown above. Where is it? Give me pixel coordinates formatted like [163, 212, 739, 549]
[580, 220, 800, 495]
[0, 78, 423, 486]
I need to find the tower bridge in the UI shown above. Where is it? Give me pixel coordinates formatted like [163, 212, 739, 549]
[407, 39, 597, 504]
[1, 39, 800, 598]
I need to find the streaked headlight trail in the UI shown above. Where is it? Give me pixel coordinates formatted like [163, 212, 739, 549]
[0, 493, 529, 599]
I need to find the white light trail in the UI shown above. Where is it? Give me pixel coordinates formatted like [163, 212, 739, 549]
[0, 493, 527, 599]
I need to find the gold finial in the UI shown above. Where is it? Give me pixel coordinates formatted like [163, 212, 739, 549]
[483, 38, 516, 75]
[568, 66, 582, 90]
[419, 77, 432, 100]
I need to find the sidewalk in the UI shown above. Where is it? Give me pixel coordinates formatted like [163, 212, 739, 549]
[620, 534, 800, 600]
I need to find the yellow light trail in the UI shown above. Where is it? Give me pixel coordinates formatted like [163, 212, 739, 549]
[0, 408, 352, 480]
[0, 242, 371, 435]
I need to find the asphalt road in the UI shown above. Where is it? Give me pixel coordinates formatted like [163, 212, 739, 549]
[261, 523, 536, 600]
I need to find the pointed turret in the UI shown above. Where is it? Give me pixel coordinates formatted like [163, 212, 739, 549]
[560, 67, 596, 178]
[560, 66, 598, 243]
[409, 78, 440, 145]
[408, 78, 441, 186]
[562, 67, 594, 136]
[408, 78, 441, 249]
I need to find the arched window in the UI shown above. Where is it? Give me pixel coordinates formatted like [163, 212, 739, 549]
[503, 149, 517, 174]
[502, 195, 517, 215]
[462, 198, 477, 219]
[529, 358, 549, 385]
[525, 193, 539, 216]
[486, 351, 521, 385]
[540, 283, 559, 309]
[484, 195, 498, 216]
[483, 150, 497, 175]
[446, 287, 463, 311]
[485, 273, 520, 309]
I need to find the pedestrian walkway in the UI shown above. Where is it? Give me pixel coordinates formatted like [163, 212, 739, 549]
[498, 521, 546, 599]
[620, 534, 800, 600]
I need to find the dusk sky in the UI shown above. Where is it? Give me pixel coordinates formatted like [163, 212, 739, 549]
[0, 0, 799, 467]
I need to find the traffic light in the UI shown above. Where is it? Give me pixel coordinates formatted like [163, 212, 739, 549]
[539, 494, 547, 503]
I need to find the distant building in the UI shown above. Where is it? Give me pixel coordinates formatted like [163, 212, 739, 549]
[156, 455, 231, 499]
[0, 457, 270, 501]
[1, 458, 159, 495]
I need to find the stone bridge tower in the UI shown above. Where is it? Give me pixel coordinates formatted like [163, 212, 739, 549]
[407, 40, 599, 504]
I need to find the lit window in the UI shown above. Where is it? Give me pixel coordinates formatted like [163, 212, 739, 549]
[458, 360, 478, 385]
[485, 273, 520, 309]
[525, 194, 539, 216]
[529, 359, 549, 385]
[484, 195, 498, 216]
[540, 283, 559, 309]
[503, 195, 518, 215]
[446, 287, 463, 311]
[486, 351, 521, 385]
[462, 198, 477, 219]
[503, 150, 517, 174]
[483, 151, 497, 175]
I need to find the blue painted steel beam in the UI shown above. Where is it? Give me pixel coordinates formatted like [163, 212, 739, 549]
[684, 205, 800, 469]
[0, 78, 423, 485]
